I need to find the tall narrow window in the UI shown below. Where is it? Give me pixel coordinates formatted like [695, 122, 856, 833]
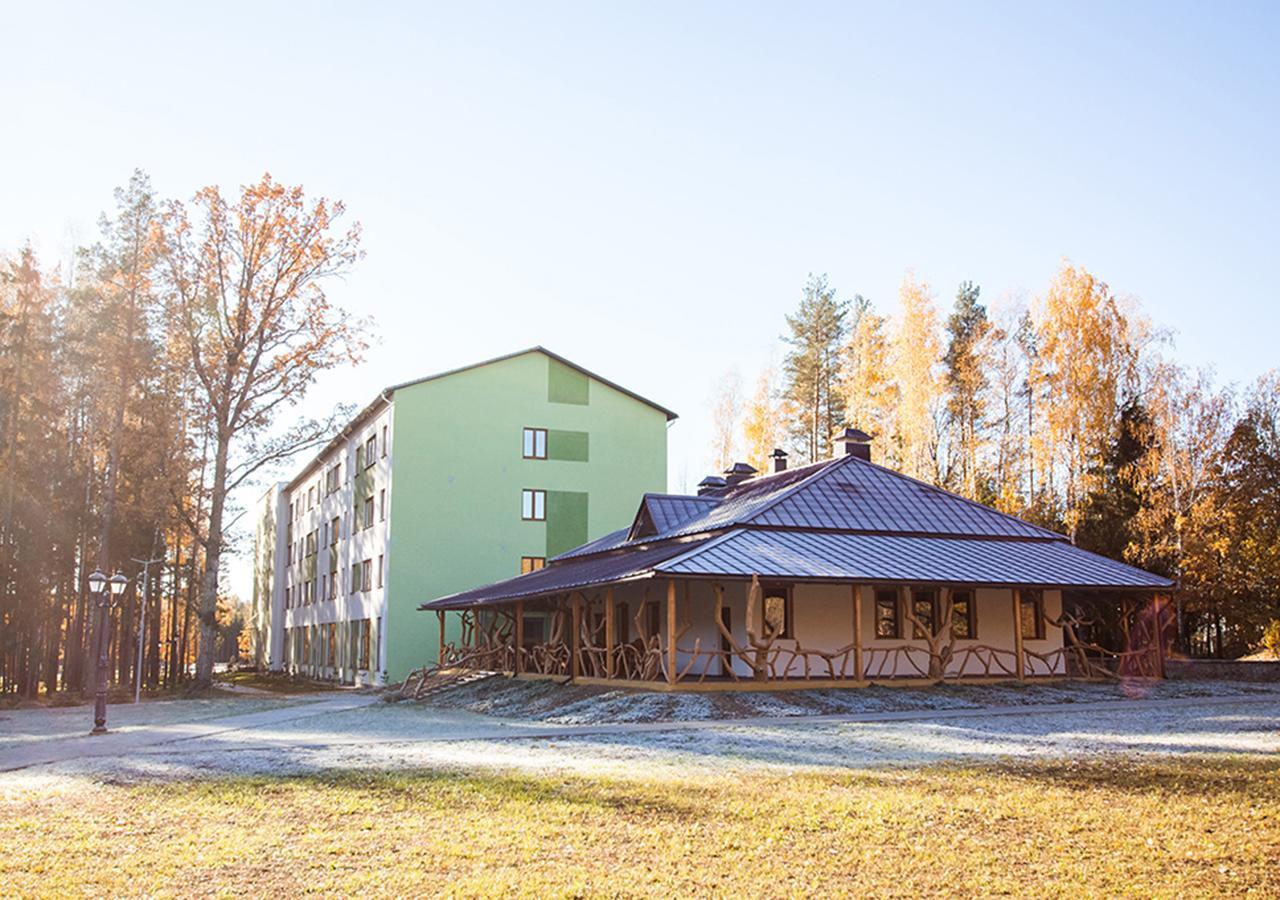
[364, 435, 377, 468]
[350, 563, 360, 595]
[377, 554, 384, 588]
[521, 489, 546, 521]
[1020, 590, 1045, 640]
[523, 427, 548, 460]
[379, 489, 387, 521]
[363, 495, 375, 529]
[951, 590, 977, 639]
[361, 559, 373, 592]
[874, 588, 900, 639]
[360, 619, 372, 669]
[520, 556, 546, 574]
[910, 589, 938, 638]
[381, 426, 388, 458]
[330, 516, 340, 546]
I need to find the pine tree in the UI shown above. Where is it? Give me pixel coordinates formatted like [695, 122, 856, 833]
[942, 281, 992, 497]
[782, 274, 847, 463]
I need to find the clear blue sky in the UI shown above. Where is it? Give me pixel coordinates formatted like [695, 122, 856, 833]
[4, 2, 1277, 597]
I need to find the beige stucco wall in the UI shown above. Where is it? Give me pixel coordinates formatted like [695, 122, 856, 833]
[604, 579, 1065, 680]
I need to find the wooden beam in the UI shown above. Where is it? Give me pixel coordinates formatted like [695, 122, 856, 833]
[514, 600, 524, 676]
[666, 578, 677, 686]
[570, 593, 581, 681]
[437, 610, 446, 668]
[1011, 589, 1026, 680]
[605, 586, 615, 680]
[852, 584, 864, 681]
[1153, 593, 1167, 679]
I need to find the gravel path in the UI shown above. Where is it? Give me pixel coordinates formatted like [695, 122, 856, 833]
[2, 682, 1276, 789]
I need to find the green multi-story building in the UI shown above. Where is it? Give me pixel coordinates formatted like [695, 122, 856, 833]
[251, 347, 674, 684]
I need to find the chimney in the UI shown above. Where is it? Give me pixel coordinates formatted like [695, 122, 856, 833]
[770, 448, 788, 473]
[697, 475, 727, 496]
[833, 426, 873, 461]
[723, 461, 758, 487]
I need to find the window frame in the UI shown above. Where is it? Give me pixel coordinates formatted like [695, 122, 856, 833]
[761, 583, 794, 640]
[1020, 589, 1046, 640]
[520, 556, 546, 574]
[363, 495, 375, 530]
[523, 427, 548, 460]
[521, 488, 547, 521]
[874, 587, 901, 639]
[364, 435, 377, 469]
[950, 589, 977, 640]
[361, 558, 373, 593]
[381, 426, 388, 458]
[909, 588, 939, 639]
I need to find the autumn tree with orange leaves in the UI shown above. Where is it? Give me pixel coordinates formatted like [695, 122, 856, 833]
[158, 175, 368, 688]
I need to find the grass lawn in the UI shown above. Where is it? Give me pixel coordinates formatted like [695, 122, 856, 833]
[3, 756, 1277, 897]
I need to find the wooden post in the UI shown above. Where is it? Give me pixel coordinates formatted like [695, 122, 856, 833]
[570, 593, 581, 681]
[852, 584, 864, 681]
[1153, 593, 1167, 679]
[605, 586, 615, 679]
[437, 610, 446, 669]
[1011, 589, 1026, 680]
[514, 600, 524, 676]
[666, 578, 677, 686]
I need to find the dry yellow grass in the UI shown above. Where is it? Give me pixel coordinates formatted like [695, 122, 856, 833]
[2, 756, 1277, 897]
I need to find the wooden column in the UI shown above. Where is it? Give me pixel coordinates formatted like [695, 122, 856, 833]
[852, 584, 864, 681]
[605, 586, 615, 679]
[437, 610, 446, 669]
[666, 578, 677, 686]
[514, 600, 524, 676]
[1153, 593, 1167, 679]
[570, 593, 581, 681]
[1011, 589, 1026, 680]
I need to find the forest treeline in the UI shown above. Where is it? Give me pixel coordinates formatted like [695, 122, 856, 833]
[713, 270, 1279, 658]
[0, 170, 365, 698]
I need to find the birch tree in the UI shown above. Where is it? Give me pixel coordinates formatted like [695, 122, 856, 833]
[892, 275, 942, 481]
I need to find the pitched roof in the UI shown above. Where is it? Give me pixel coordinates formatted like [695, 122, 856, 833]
[422, 448, 1173, 610]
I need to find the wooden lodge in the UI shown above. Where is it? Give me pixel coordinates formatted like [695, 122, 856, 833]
[420, 429, 1174, 691]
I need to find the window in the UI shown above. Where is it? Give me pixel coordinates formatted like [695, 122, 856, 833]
[762, 584, 793, 639]
[951, 590, 976, 639]
[350, 563, 360, 595]
[284, 585, 291, 609]
[330, 516, 340, 546]
[328, 623, 337, 668]
[874, 588, 900, 639]
[377, 554, 384, 588]
[643, 601, 661, 639]
[287, 542, 294, 564]
[379, 489, 386, 521]
[520, 556, 546, 574]
[363, 495, 374, 529]
[910, 589, 938, 638]
[305, 530, 317, 558]
[361, 558, 373, 592]
[355, 443, 364, 470]
[521, 489, 546, 521]
[359, 619, 372, 670]
[1020, 590, 1045, 640]
[381, 426, 388, 458]
[308, 485, 316, 509]
[364, 435, 377, 469]
[325, 464, 340, 495]
[523, 427, 548, 459]
[327, 574, 335, 601]
[523, 615, 546, 646]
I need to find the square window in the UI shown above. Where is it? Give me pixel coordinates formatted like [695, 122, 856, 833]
[951, 590, 976, 640]
[520, 556, 546, 574]
[521, 489, 546, 521]
[874, 588, 900, 639]
[523, 427, 548, 460]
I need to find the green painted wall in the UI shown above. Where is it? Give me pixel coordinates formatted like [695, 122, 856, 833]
[383, 351, 668, 680]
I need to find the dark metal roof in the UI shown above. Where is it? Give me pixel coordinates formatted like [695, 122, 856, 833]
[423, 537, 715, 609]
[548, 526, 631, 562]
[626, 493, 719, 540]
[656, 529, 1173, 590]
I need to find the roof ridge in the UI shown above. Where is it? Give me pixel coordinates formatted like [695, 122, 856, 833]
[737, 454, 854, 526]
[653, 528, 744, 572]
[843, 455, 1065, 540]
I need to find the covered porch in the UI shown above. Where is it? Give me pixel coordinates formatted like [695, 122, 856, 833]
[431, 576, 1172, 691]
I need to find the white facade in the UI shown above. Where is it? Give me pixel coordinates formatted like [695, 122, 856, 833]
[262, 400, 395, 686]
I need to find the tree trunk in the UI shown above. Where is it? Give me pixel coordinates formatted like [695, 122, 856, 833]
[194, 433, 231, 687]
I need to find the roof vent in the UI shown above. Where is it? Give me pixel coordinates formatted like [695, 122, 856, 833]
[770, 448, 788, 473]
[723, 462, 758, 487]
[697, 475, 727, 496]
[833, 426, 873, 461]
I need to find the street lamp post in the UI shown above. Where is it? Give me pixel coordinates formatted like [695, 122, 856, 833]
[89, 570, 130, 736]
